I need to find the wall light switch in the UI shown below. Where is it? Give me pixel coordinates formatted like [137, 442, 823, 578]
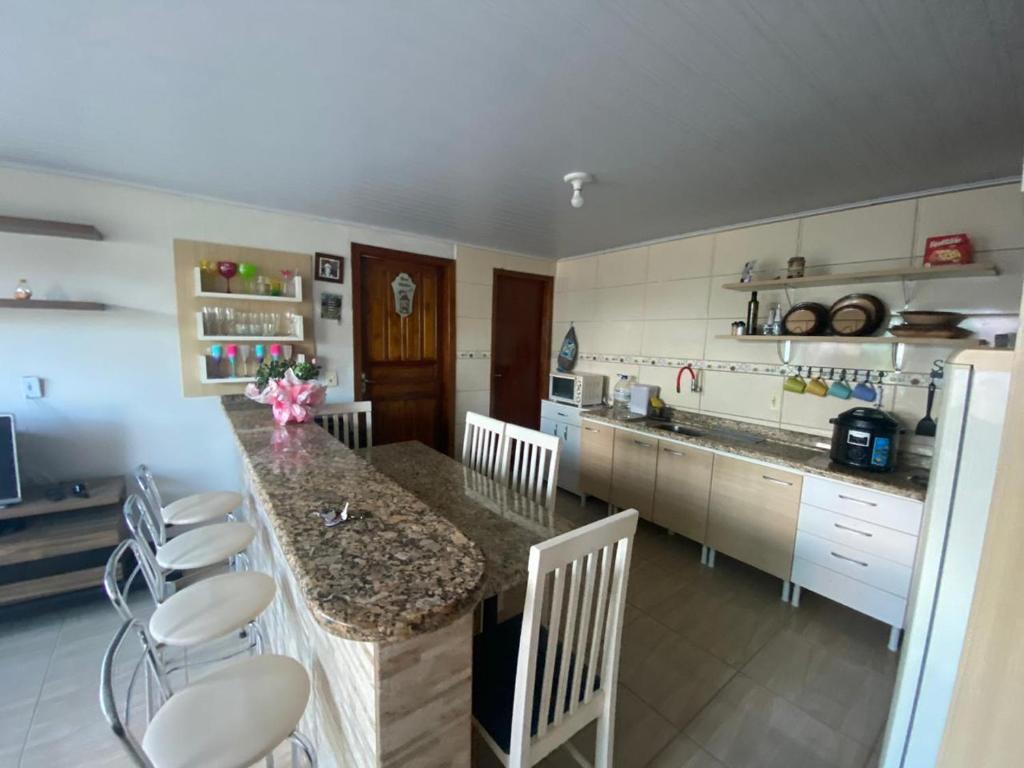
[22, 376, 43, 399]
[324, 371, 339, 387]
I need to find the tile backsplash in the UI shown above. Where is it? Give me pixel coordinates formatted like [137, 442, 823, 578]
[552, 183, 1023, 438]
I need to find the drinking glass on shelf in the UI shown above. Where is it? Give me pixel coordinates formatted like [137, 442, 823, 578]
[239, 344, 251, 377]
[238, 262, 258, 293]
[280, 270, 294, 298]
[210, 344, 223, 379]
[226, 344, 238, 378]
[269, 280, 282, 297]
[254, 344, 266, 369]
[255, 275, 270, 296]
[263, 313, 278, 336]
[282, 344, 294, 361]
[201, 306, 216, 335]
[223, 307, 237, 335]
[269, 343, 282, 361]
[217, 261, 238, 293]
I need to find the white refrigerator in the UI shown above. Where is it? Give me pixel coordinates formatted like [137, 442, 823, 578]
[881, 349, 1014, 767]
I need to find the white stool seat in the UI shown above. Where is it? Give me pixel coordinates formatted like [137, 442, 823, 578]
[149, 572, 275, 647]
[142, 655, 310, 768]
[155, 522, 255, 571]
[162, 491, 242, 526]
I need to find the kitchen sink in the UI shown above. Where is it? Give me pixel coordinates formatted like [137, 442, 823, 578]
[653, 424, 706, 437]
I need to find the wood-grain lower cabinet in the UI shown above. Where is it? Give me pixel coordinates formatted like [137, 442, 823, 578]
[580, 420, 615, 501]
[706, 455, 802, 579]
[652, 440, 713, 542]
[610, 430, 658, 520]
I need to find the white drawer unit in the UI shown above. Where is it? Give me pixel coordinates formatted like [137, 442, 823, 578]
[794, 530, 913, 598]
[801, 475, 923, 535]
[540, 400, 597, 498]
[540, 399, 585, 428]
[793, 475, 924, 651]
[797, 504, 918, 567]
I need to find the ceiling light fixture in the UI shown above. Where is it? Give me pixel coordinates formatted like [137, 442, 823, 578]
[563, 172, 593, 209]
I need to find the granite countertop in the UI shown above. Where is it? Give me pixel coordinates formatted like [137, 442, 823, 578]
[581, 409, 928, 501]
[223, 406, 487, 642]
[362, 442, 584, 599]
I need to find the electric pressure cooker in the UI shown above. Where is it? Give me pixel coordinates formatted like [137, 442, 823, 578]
[829, 407, 900, 472]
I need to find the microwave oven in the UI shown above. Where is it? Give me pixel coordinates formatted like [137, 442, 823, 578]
[549, 372, 604, 407]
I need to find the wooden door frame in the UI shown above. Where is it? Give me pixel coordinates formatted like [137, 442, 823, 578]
[488, 268, 554, 422]
[350, 242, 457, 455]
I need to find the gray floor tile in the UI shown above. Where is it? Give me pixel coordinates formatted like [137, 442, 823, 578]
[567, 685, 680, 768]
[686, 675, 870, 768]
[743, 630, 896, 746]
[647, 732, 727, 768]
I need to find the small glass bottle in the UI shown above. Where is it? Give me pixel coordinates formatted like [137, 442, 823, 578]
[14, 278, 32, 300]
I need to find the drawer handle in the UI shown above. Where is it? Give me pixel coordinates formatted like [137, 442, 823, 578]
[662, 448, 685, 457]
[831, 551, 869, 567]
[557, 412, 569, 417]
[837, 494, 877, 507]
[834, 522, 873, 537]
[633, 440, 654, 448]
[584, 427, 599, 433]
[762, 475, 793, 487]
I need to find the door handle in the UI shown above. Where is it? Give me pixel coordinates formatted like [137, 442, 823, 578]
[834, 522, 873, 537]
[493, 372, 504, 378]
[761, 475, 793, 487]
[837, 494, 877, 507]
[360, 372, 375, 398]
[584, 427, 599, 433]
[662, 448, 685, 457]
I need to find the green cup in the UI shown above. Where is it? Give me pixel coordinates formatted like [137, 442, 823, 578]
[783, 375, 807, 394]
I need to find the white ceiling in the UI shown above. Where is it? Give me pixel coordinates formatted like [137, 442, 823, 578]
[1, 1, 1022, 258]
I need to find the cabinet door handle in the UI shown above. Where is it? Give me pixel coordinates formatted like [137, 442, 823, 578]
[557, 412, 569, 418]
[761, 475, 793, 487]
[563, 425, 568, 440]
[838, 494, 877, 507]
[662, 448, 685, 457]
[831, 551, 868, 567]
[633, 440, 654, 448]
[584, 427, 599, 433]
[834, 522, 873, 537]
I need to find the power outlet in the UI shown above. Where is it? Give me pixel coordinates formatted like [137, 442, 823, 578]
[324, 371, 339, 387]
[22, 376, 43, 399]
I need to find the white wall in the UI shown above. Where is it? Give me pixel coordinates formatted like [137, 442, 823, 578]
[0, 166, 457, 498]
[553, 183, 1024, 439]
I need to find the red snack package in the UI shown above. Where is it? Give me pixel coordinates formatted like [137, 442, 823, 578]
[923, 233, 972, 267]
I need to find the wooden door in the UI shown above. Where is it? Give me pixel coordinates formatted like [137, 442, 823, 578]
[706, 455, 802, 579]
[580, 421, 615, 500]
[653, 440, 714, 542]
[490, 270, 553, 429]
[610, 429, 658, 520]
[352, 244, 455, 453]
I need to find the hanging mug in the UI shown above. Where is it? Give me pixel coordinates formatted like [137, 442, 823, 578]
[806, 370, 828, 397]
[852, 372, 877, 402]
[783, 367, 807, 394]
[828, 370, 852, 399]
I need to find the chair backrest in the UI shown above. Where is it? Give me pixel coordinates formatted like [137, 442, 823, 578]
[133, 464, 164, 514]
[500, 423, 561, 508]
[105, 536, 165, 622]
[100, 618, 170, 768]
[462, 412, 506, 479]
[316, 401, 373, 449]
[124, 492, 168, 549]
[509, 509, 638, 766]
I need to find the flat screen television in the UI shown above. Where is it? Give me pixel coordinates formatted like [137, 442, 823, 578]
[0, 414, 22, 507]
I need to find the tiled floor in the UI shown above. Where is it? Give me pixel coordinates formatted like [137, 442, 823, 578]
[1, 492, 897, 768]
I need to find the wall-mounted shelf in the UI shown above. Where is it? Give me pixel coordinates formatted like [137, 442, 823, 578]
[193, 268, 303, 302]
[194, 312, 304, 342]
[721, 263, 998, 292]
[0, 214, 103, 241]
[0, 298, 106, 311]
[197, 355, 256, 385]
[715, 334, 980, 346]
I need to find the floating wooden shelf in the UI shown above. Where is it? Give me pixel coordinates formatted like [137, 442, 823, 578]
[193, 268, 303, 303]
[0, 476, 125, 521]
[0, 508, 121, 567]
[715, 334, 981, 347]
[721, 263, 998, 292]
[0, 298, 106, 311]
[0, 566, 111, 607]
[194, 311, 304, 342]
[0, 214, 103, 241]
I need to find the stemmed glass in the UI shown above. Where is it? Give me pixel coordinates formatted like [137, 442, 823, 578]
[210, 344, 223, 379]
[217, 261, 238, 293]
[254, 344, 266, 371]
[239, 344, 251, 377]
[226, 344, 238, 378]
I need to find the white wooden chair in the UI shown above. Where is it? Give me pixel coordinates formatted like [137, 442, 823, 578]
[500, 424, 561, 508]
[316, 401, 373, 449]
[472, 509, 639, 767]
[462, 412, 506, 479]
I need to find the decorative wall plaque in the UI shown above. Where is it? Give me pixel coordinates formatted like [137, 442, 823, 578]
[391, 272, 416, 318]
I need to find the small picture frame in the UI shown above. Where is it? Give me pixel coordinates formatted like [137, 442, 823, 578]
[315, 252, 344, 283]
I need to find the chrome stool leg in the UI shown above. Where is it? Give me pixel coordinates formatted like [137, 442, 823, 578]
[290, 730, 317, 767]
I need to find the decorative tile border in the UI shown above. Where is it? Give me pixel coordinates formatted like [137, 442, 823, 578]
[575, 353, 932, 387]
[457, 350, 491, 359]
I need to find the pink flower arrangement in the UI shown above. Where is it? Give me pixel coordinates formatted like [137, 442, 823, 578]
[245, 368, 326, 426]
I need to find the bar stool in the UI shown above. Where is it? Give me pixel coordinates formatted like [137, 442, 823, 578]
[134, 464, 243, 527]
[124, 495, 255, 597]
[105, 537, 275, 660]
[101, 619, 317, 768]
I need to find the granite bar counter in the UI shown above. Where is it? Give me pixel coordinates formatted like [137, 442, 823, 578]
[223, 402, 488, 768]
